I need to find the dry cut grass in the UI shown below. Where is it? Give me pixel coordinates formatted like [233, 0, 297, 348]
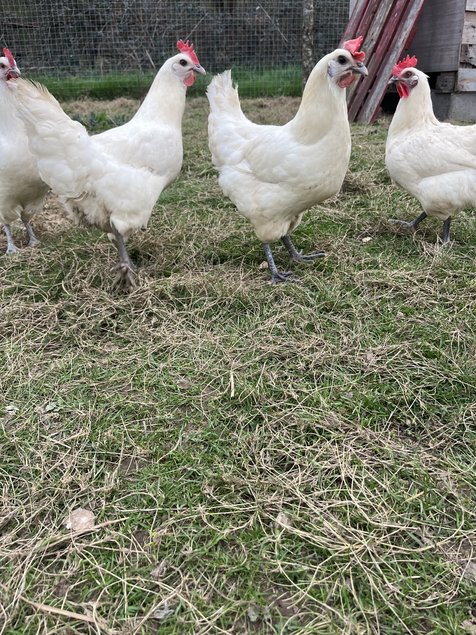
[0, 97, 475, 634]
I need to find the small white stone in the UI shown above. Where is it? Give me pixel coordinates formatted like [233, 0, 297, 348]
[64, 508, 95, 531]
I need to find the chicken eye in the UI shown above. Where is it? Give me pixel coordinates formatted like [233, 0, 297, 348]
[0, 63, 5, 69]
[404, 71, 412, 78]
[179, 59, 188, 67]
[337, 55, 347, 65]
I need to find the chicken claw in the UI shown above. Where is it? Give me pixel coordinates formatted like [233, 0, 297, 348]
[262, 242, 298, 284]
[389, 219, 418, 232]
[271, 270, 297, 284]
[389, 211, 428, 234]
[112, 261, 136, 291]
[282, 235, 325, 262]
[110, 224, 137, 290]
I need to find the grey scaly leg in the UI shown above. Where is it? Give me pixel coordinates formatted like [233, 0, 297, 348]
[390, 210, 428, 232]
[262, 243, 294, 283]
[24, 221, 39, 247]
[281, 234, 326, 262]
[110, 222, 136, 290]
[4, 225, 18, 254]
[441, 217, 451, 245]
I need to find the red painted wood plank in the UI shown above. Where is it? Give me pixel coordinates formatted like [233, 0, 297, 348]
[342, 0, 428, 123]
[347, 0, 410, 121]
[357, 0, 428, 122]
[342, 0, 381, 43]
[343, 0, 399, 111]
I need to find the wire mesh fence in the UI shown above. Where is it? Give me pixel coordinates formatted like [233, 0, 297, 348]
[2, 0, 350, 99]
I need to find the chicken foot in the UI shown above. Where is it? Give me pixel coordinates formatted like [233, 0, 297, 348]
[3, 224, 18, 254]
[390, 211, 452, 244]
[262, 243, 294, 284]
[3, 222, 39, 254]
[282, 234, 326, 262]
[389, 210, 428, 234]
[110, 223, 136, 290]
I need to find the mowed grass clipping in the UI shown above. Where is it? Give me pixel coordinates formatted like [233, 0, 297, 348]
[1, 96, 475, 635]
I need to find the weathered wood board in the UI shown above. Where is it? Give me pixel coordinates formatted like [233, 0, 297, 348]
[460, 43, 476, 65]
[458, 6, 476, 91]
[462, 10, 476, 44]
[457, 67, 476, 90]
[411, 0, 465, 72]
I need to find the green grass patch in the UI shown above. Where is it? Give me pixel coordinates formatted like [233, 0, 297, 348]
[32, 66, 302, 101]
[0, 98, 475, 634]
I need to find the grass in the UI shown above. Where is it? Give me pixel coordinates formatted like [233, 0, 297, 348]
[1, 96, 475, 635]
[32, 66, 302, 101]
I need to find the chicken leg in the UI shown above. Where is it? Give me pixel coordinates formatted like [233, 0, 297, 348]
[24, 221, 39, 247]
[441, 217, 451, 245]
[110, 223, 136, 290]
[3, 224, 18, 254]
[262, 243, 294, 284]
[282, 234, 326, 262]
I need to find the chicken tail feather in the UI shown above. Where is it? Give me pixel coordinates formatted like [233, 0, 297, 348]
[206, 70, 244, 118]
[11, 78, 92, 198]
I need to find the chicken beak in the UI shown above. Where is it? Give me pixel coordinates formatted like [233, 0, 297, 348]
[388, 76, 398, 85]
[352, 62, 368, 77]
[194, 64, 206, 76]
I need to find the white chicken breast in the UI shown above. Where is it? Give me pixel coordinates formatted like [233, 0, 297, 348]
[386, 55, 476, 244]
[9, 41, 205, 288]
[207, 37, 367, 282]
[0, 49, 48, 254]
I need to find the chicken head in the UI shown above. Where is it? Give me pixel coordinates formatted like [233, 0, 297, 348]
[0, 48, 21, 81]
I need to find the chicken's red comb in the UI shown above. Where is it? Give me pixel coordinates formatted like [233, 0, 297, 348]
[176, 40, 199, 65]
[3, 48, 16, 68]
[343, 36, 365, 62]
[392, 55, 418, 76]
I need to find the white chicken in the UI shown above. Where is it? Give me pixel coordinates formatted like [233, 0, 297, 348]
[0, 48, 48, 254]
[207, 37, 367, 282]
[386, 55, 476, 244]
[9, 41, 206, 288]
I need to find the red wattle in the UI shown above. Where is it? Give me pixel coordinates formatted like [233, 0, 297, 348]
[337, 72, 356, 88]
[184, 72, 195, 87]
[396, 83, 410, 99]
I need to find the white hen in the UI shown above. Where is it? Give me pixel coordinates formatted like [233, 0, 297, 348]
[386, 55, 476, 244]
[0, 48, 48, 254]
[10, 41, 205, 288]
[207, 38, 367, 282]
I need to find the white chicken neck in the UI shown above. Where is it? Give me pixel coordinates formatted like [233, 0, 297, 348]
[0, 80, 23, 130]
[288, 53, 349, 144]
[132, 61, 188, 127]
[389, 74, 438, 137]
